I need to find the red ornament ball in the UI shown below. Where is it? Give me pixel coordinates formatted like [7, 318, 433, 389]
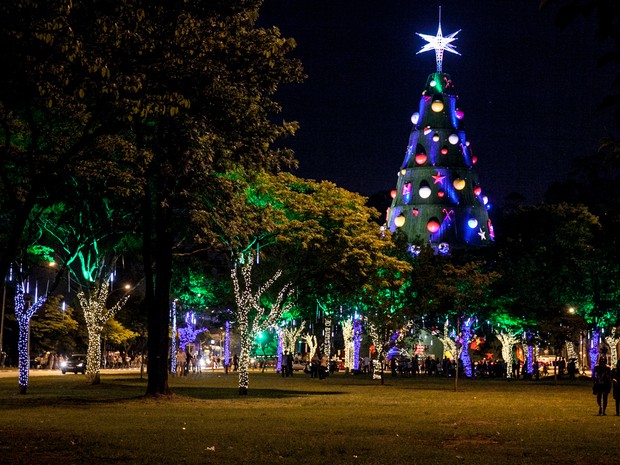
[427, 219, 440, 233]
[415, 154, 427, 164]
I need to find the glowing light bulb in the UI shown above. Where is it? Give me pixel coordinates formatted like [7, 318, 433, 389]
[411, 112, 420, 124]
[431, 100, 444, 112]
[415, 154, 427, 164]
[395, 215, 406, 228]
[467, 218, 478, 229]
[448, 133, 459, 145]
[432, 133, 440, 142]
[453, 178, 466, 190]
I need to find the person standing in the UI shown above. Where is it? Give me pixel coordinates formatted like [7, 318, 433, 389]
[319, 353, 328, 380]
[611, 360, 620, 416]
[593, 356, 612, 415]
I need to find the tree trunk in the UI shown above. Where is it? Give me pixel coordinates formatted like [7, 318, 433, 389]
[238, 323, 250, 395]
[86, 326, 102, 385]
[144, 180, 172, 397]
[18, 319, 30, 395]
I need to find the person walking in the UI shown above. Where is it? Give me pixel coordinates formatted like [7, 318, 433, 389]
[310, 352, 320, 378]
[611, 360, 620, 416]
[593, 356, 612, 415]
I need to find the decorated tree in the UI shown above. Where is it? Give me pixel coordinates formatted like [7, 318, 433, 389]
[280, 321, 305, 356]
[386, 8, 494, 254]
[231, 256, 293, 395]
[14, 283, 48, 394]
[301, 333, 318, 361]
[176, 311, 208, 353]
[77, 278, 131, 383]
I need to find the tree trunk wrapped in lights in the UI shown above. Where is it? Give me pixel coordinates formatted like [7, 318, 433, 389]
[565, 341, 580, 373]
[77, 279, 129, 384]
[459, 317, 474, 378]
[496, 331, 518, 379]
[170, 300, 178, 374]
[232, 259, 293, 395]
[590, 330, 600, 374]
[342, 320, 354, 372]
[302, 333, 318, 361]
[323, 316, 332, 360]
[282, 321, 306, 355]
[437, 321, 457, 362]
[367, 321, 386, 381]
[605, 329, 620, 367]
[15, 283, 47, 394]
[353, 318, 363, 371]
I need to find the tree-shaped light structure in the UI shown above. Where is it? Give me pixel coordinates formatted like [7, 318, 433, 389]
[15, 282, 47, 394]
[77, 278, 130, 383]
[388, 8, 492, 252]
[231, 259, 293, 395]
[177, 310, 207, 352]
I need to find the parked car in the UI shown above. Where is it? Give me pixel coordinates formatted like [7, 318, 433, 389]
[60, 354, 87, 375]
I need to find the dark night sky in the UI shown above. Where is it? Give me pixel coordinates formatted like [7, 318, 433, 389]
[259, 0, 617, 205]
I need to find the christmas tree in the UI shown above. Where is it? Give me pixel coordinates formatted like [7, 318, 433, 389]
[386, 8, 494, 255]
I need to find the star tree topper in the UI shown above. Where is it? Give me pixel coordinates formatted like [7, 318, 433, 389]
[416, 6, 461, 73]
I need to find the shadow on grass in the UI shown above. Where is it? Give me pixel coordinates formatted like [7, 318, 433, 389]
[172, 386, 347, 400]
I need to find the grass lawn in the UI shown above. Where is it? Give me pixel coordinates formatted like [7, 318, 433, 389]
[0, 370, 617, 464]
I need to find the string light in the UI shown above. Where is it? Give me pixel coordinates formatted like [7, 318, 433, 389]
[224, 320, 231, 367]
[77, 278, 130, 382]
[231, 256, 293, 395]
[353, 319, 363, 371]
[459, 318, 473, 377]
[177, 310, 207, 352]
[170, 300, 178, 374]
[15, 282, 47, 393]
[342, 320, 354, 371]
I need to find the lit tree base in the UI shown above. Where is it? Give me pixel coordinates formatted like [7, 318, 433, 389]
[238, 386, 248, 395]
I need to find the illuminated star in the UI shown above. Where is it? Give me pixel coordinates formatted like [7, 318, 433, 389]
[432, 172, 446, 184]
[478, 228, 487, 240]
[416, 6, 461, 73]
